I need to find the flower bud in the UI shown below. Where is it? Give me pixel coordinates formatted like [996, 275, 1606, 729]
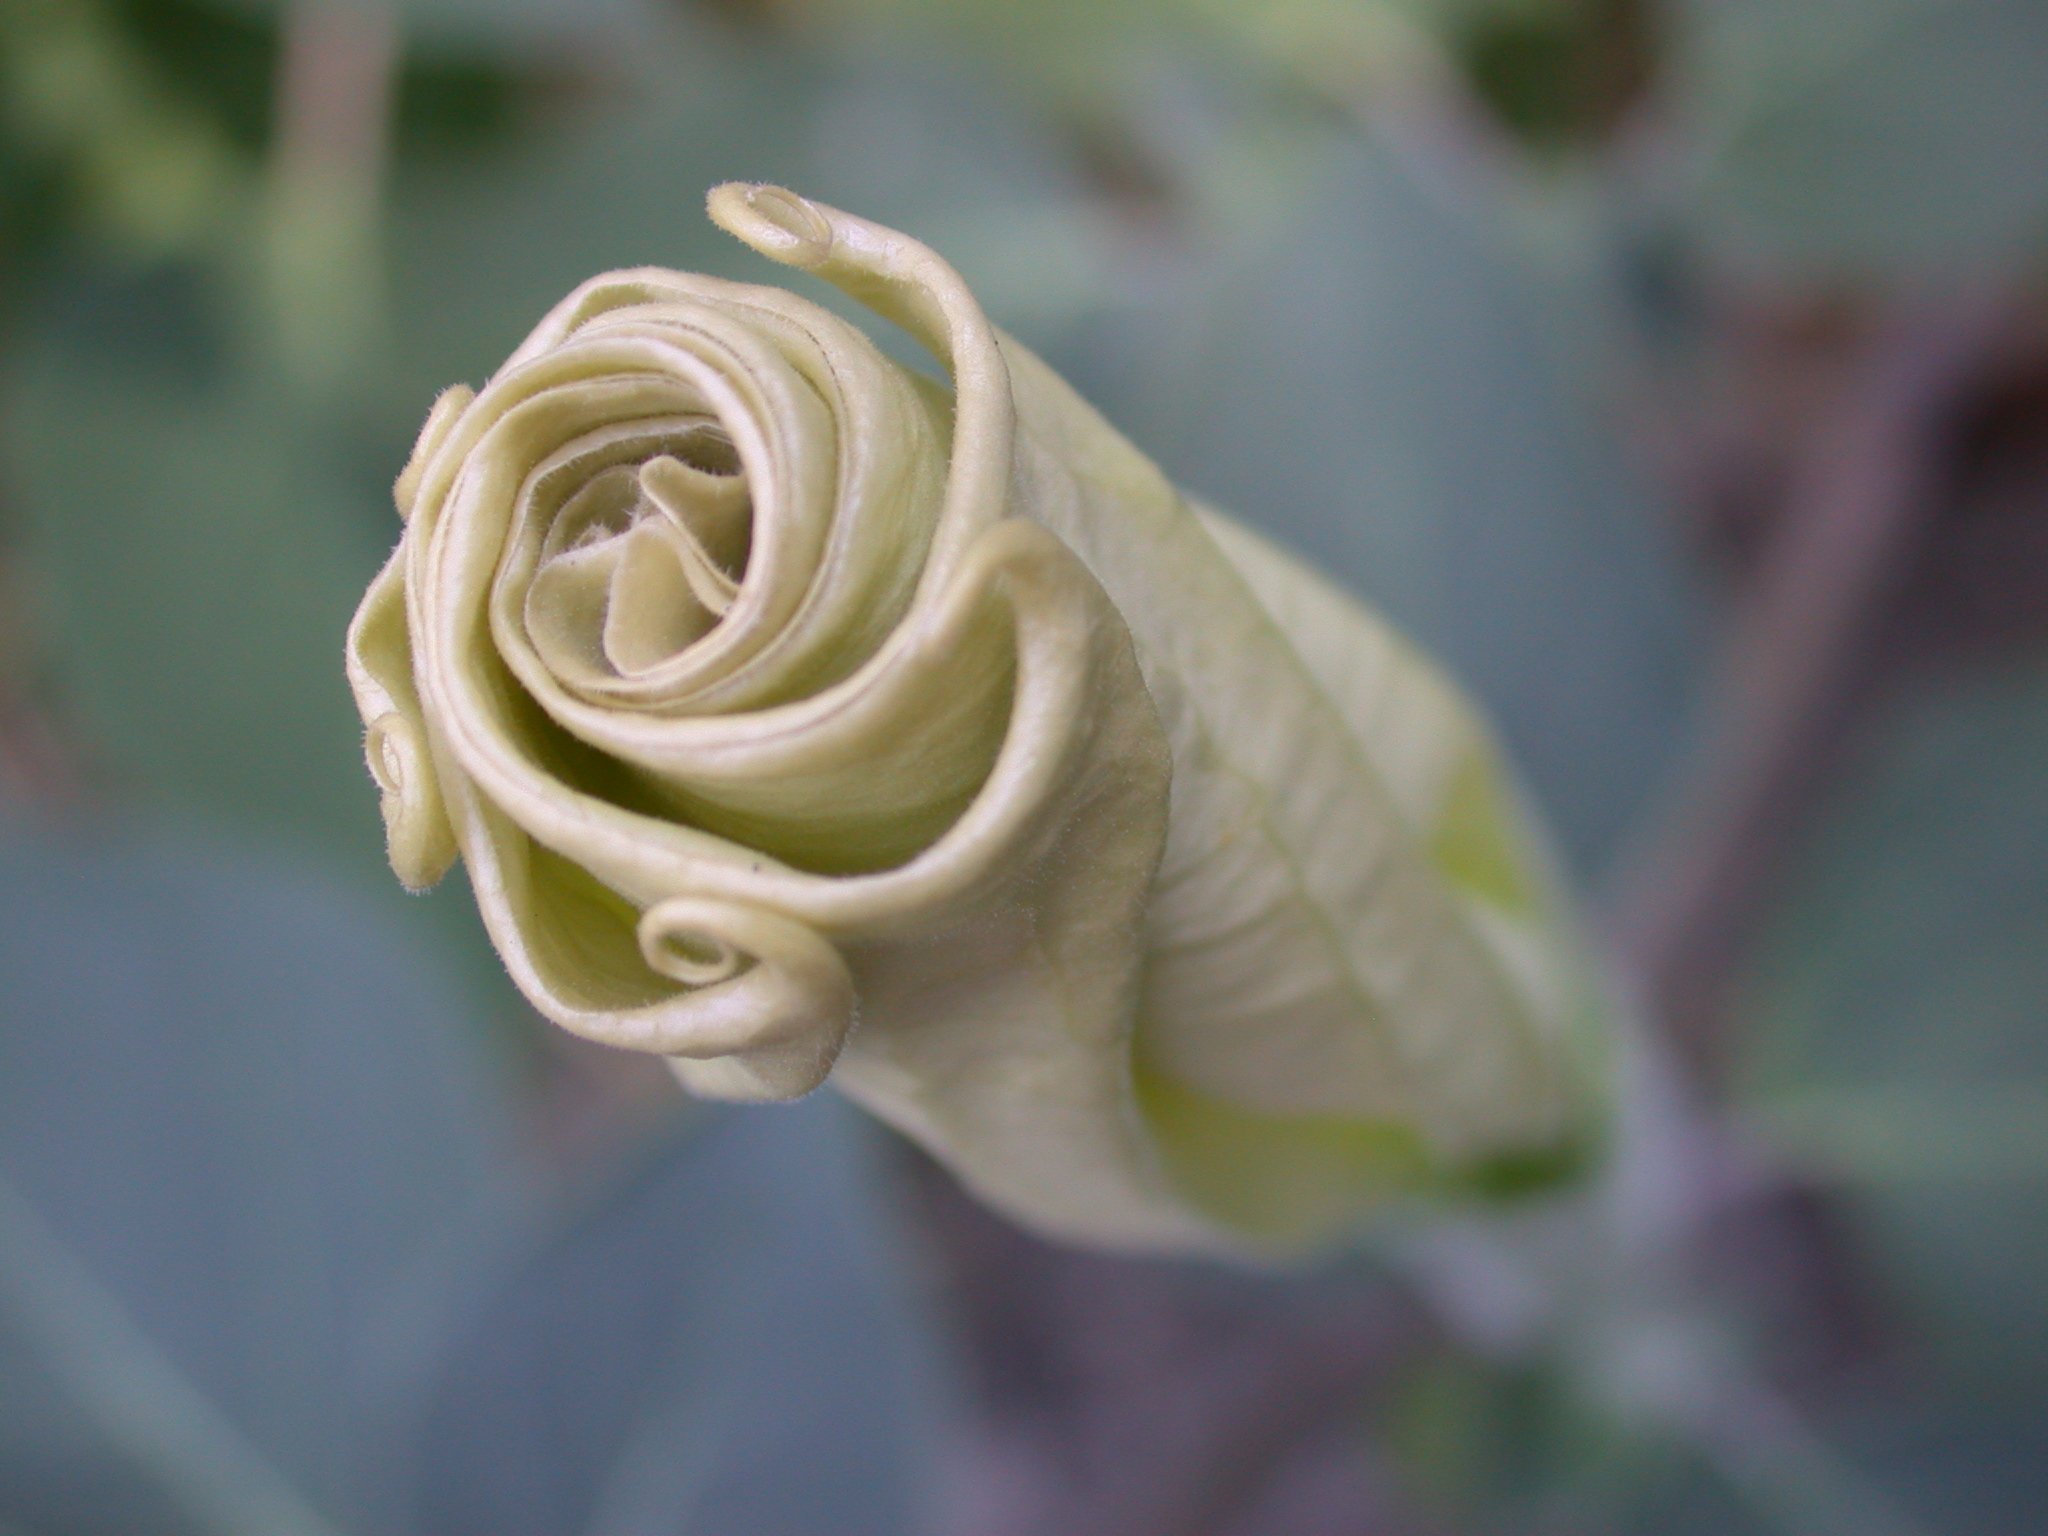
[345, 185, 1604, 1254]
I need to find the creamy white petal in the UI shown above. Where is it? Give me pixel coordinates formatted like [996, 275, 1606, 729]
[345, 184, 1605, 1256]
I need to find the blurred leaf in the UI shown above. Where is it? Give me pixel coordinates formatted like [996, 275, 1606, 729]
[0, 818, 516, 1534]
[1086, 133, 1703, 878]
[199, 0, 664, 51]
[1673, 0, 2048, 275]
[377, 37, 827, 404]
[0, 1181, 347, 1536]
[1735, 661, 2048, 1381]
[1384, 1349, 1652, 1530]
[1729, 661, 2048, 1532]
[0, 0, 247, 263]
[1818, 1398, 2048, 1536]
[102, 0, 551, 161]
[4, 287, 397, 865]
[107, 0, 277, 152]
[1453, 0, 1654, 151]
[397, 1097, 947, 1536]
[379, 30, 1100, 408]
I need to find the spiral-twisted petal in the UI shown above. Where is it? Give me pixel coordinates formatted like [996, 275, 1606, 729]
[347, 184, 1605, 1255]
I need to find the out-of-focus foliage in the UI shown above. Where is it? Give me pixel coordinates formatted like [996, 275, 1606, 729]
[399, 1098, 944, 1536]
[0, 822, 943, 1536]
[7, 329, 397, 865]
[0, 0, 548, 311]
[0, 822, 509, 1535]
[1668, 0, 2048, 275]
[801, 0, 1654, 142]
[1726, 663, 2048, 1532]
[0, 0, 242, 287]
[1740, 665, 2048, 1379]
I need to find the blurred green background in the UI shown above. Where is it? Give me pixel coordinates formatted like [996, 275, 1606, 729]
[1, 2, 2044, 1533]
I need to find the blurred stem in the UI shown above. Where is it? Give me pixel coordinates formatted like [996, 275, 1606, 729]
[907, 1146, 1426, 1536]
[259, 0, 399, 394]
[0, 554, 90, 811]
[1602, 290, 2012, 1081]
[0, 1178, 347, 1536]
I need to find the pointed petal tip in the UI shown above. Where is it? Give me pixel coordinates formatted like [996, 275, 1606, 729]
[706, 182, 834, 269]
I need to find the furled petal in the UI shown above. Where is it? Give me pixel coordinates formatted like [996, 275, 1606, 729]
[345, 184, 1606, 1256]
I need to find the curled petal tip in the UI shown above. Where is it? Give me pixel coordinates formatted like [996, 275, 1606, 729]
[364, 712, 456, 891]
[706, 182, 834, 269]
[625, 897, 857, 1101]
[394, 383, 474, 522]
[637, 903, 749, 987]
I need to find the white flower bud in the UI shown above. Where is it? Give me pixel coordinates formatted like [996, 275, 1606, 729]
[345, 185, 1604, 1255]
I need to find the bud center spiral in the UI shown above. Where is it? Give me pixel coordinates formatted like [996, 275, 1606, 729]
[524, 420, 752, 683]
